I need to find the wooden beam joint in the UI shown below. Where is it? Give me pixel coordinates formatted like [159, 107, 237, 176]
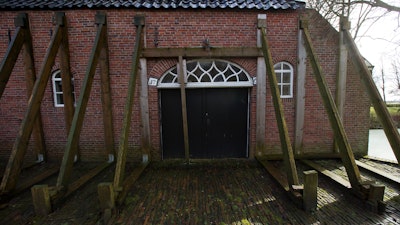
[14, 13, 28, 28]
[95, 12, 107, 25]
[134, 15, 145, 27]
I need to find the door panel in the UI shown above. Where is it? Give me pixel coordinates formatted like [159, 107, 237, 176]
[160, 89, 185, 159]
[161, 88, 249, 159]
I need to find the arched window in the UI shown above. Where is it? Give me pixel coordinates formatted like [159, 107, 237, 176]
[274, 62, 293, 98]
[52, 70, 75, 107]
[158, 60, 253, 88]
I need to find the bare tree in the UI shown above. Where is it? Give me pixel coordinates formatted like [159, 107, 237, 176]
[307, 0, 400, 39]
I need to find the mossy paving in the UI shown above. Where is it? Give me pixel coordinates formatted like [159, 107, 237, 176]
[112, 159, 399, 225]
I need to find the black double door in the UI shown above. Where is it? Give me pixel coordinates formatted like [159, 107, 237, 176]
[161, 88, 249, 159]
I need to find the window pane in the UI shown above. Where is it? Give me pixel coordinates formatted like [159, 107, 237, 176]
[276, 74, 282, 83]
[282, 63, 291, 70]
[57, 94, 64, 104]
[55, 81, 63, 92]
[282, 85, 291, 96]
[282, 73, 291, 83]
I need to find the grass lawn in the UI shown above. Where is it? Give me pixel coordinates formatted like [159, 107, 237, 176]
[370, 104, 400, 128]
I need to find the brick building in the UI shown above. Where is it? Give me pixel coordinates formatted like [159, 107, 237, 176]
[0, 0, 370, 164]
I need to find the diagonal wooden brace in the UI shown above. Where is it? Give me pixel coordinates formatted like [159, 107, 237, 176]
[300, 20, 363, 194]
[56, 12, 109, 188]
[343, 29, 400, 165]
[0, 15, 64, 193]
[113, 15, 145, 190]
[258, 26, 300, 188]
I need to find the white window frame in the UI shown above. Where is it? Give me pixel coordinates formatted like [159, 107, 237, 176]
[274, 62, 293, 98]
[52, 70, 75, 107]
[158, 59, 253, 89]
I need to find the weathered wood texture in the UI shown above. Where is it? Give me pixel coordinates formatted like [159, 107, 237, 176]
[97, 13, 115, 156]
[303, 170, 318, 212]
[21, 14, 46, 160]
[57, 12, 76, 151]
[259, 26, 299, 187]
[0, 20, 24, 98]
[139, 58, 151, 157]
[300, 21, 362, 192]
[0, 17, 64, 193]
[255, 15, 267, 156]
[343, 29, 400, 164]
[141, 47, 262, 58]
[57, 12, 109, 187]
[31, 185, 52, 216]
[301, 160, 351, 188]
[178, 57, 190, 162]
[356, 160, 400, 184]
[295, 28, 306, 154]
[113, 15, 145, 189]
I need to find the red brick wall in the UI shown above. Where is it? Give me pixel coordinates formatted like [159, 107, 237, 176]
[0, 8, 369, 162]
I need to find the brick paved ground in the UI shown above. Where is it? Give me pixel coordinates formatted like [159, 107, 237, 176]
[0, 159, 399, 225]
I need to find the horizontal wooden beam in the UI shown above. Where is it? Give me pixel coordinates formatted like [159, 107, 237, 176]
[301, 160, 351, 189]
[356, 160, 400, 185]
[141, 47, 262, 58]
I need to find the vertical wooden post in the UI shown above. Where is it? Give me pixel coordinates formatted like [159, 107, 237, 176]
[21, 13, 46, 160]
[178, 56, 190, 163]
[259, 25, 300, 187]
[343, 28, 400, 164]
[303, 170, 318, 212]
[1, 20, 63, 193]
[97, 13, 115, 158]
[113, 15, 145, 189]
[334, 17, 349, 153]
[57, 14, 107, 188]
[295, 24, 307, 154]
[256, 14, 267, 157]
[300, 20, 362, 192]
[31, 185, 52, 216]
[98, 182, 115, 222]
[139, 58, 151, 160]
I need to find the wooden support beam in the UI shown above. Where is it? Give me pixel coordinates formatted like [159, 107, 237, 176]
[302, 160, 351, 189]
[256, 14, 267, 157]
[113, 15, 145, 189]
[259, 26, 300, 187]
[0, 14, 26, 99]
[343, 29, 400, 164]
[57, 12, 76, 150]
[300, 21, 363, 193]
[356, 160, 400, 184]
[56, 13, 108, 188]
[139, 58, 151, 159]
[97, 13, 115, 157]
[295, 27, 307, 154]
[334, 17, 350, 154]
[31, 185, 52, 216]
[0, 20, 63, 193]
[303, 170, 318, 212]
[98, 182, 115, 223]
[116, 162, 148, 205]
[141, 47, 262, 58]
[15, 166, 59, 195]
[20, 13, 46, 160]
[178, 56, 190, 163]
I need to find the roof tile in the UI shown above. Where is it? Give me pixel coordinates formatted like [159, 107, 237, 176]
[0, 0, 305, 10]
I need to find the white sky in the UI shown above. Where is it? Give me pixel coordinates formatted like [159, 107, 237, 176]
[351, 2, 400, 101]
